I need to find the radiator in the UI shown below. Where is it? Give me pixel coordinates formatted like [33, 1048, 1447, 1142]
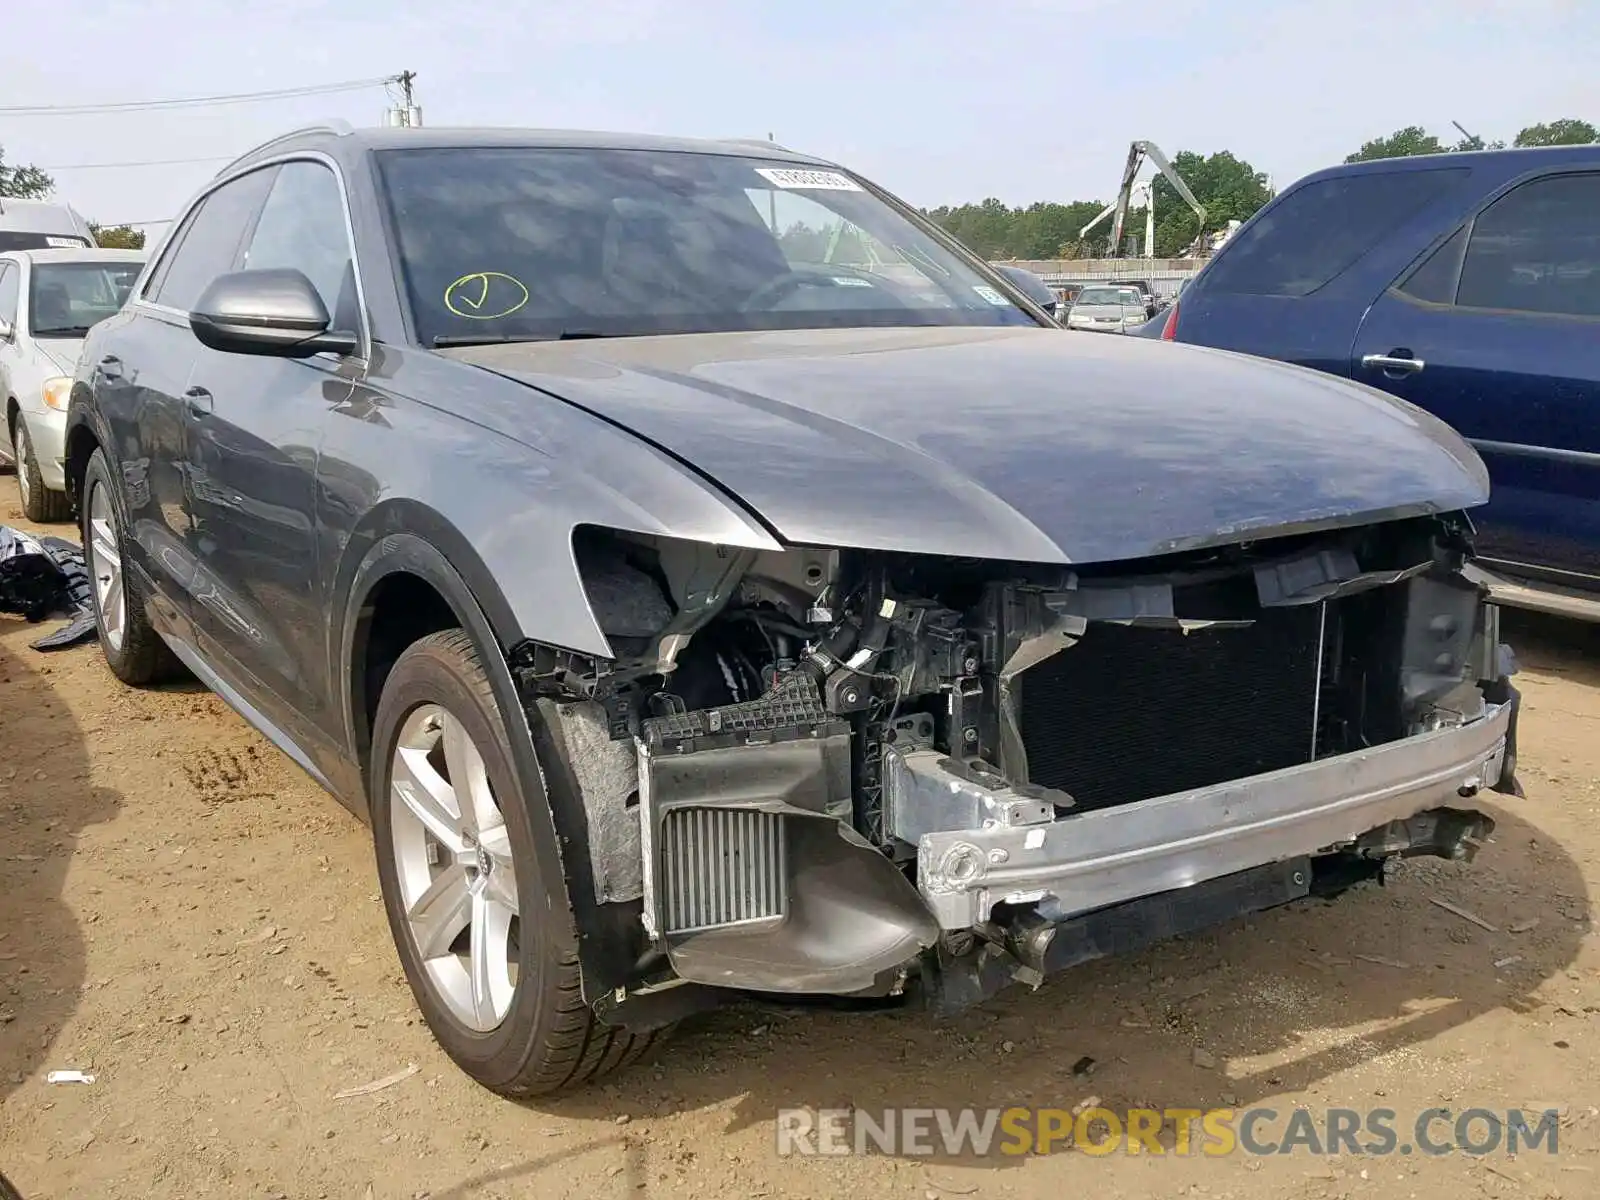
[658, 807, 788, 935]
[1018, 604, 1331, 812]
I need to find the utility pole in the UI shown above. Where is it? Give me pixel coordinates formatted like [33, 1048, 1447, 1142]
[384, 71, 423, 127]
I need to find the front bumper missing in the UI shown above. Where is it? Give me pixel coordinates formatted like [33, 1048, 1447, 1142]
[905, 699, 1514, 930]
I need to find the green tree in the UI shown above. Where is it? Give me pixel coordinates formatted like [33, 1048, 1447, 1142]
[1344, 126, 1447, 163]
[88, 223, 147, 249]
[0, 145, 53, 199]
[1514, 118, 1598, 147]
[1147, 150, 1272, 257]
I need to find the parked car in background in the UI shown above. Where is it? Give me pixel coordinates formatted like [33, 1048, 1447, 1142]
[1065, 285, 1150, 332]
[0, 249, 146, 516]
[1110, 277, 1159, 317]
[0, 198, 96, 253]
[67, 123, 1517, 1098]
[1147, 146, 1600, 620]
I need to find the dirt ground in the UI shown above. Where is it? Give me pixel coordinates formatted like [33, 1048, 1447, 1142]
[3, 496, 1600, 1200]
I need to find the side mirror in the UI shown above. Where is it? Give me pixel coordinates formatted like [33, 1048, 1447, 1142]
[189, 268, 358, 359]
[0, 317, 12, 341]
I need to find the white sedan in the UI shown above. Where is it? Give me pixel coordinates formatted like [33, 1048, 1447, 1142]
[0, 248, 146, 521]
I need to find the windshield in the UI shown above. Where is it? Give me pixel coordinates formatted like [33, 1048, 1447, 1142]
[29, 261, 144, 336]
[376, 147, 1038, 346]
[1076, 287, 1142, 306]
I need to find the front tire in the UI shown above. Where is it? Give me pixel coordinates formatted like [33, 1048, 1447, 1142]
[12, 418, 71, 523]
[81, 448, 181, 685]
[369, 629, 664, 1096]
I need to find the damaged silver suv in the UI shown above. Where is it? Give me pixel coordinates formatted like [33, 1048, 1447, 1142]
[64, 123, 1521, 1097]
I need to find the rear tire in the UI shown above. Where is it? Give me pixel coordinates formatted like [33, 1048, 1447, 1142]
[82, 448, 181, 685]
[12, 418, 71, 523]
[369, 629, 666, 1096]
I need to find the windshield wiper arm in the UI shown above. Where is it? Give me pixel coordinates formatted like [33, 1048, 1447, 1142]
[431, 330, 613, 348]
[34, 325, 94, 337]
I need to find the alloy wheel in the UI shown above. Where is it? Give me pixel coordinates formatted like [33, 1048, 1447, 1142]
[14, 425, 32, 509]
[86, 481, 126, 653]
[389, 702, 521, 1032]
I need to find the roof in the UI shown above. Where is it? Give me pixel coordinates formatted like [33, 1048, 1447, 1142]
[0, 247, 147, 265]
[1310, 143, 1600, 180]
[0, 196, 89, 235]
[224, 123, 833, 175]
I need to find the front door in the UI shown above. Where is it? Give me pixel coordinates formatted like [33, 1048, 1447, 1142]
[1352, 171, 1600, 584]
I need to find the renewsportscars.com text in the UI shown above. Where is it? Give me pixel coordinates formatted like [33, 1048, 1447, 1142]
[775, 1106, 1561, 1158]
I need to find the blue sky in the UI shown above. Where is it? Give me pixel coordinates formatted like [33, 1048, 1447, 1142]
[2, 0, 1593, 240]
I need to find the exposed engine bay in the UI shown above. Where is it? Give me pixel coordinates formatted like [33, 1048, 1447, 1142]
[510, 514, 1521, 1027]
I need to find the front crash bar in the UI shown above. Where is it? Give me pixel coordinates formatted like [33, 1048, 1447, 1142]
[906, 698, 1514, 930]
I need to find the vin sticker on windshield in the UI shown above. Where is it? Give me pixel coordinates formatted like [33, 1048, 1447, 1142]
[973, 285, 1010, 305]
[755, 168, 862, 191]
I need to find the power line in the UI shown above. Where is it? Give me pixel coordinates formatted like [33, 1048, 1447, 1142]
[0, 76, 396, 117]
[39, 155, 234, 171]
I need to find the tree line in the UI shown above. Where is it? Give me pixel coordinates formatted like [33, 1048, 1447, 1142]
[6, 116, 1597, 261]
[927, 118, 1598, 262]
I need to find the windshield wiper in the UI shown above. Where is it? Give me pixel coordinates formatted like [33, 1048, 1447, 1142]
[431, 330, 614, 348]
[33, 325, 94, 338]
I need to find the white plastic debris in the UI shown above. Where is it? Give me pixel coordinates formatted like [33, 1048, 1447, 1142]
[333, 1062, 419, 1100]
[46, 1069, 97, 1085]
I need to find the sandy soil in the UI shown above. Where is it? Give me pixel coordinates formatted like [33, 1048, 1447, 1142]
[3, 495, 1599, 1199]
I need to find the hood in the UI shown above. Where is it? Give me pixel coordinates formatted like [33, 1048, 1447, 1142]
[33, 337, 83, 377]
[443, 326, 1489, 565]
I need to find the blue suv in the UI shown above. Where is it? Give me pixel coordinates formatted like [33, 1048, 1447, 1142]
[1147, 146, 1600, 619]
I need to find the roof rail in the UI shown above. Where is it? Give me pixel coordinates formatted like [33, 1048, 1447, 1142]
[214, 120, 355, 177]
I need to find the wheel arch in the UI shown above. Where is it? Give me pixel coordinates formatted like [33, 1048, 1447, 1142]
[336, 516, 627, 1004]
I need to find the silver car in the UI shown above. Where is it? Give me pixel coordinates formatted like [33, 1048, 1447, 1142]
[0, 248, 146, 519]
[1066, 285, 1150, 333]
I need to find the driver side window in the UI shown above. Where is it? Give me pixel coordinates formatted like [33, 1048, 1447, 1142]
[241, 160, 359, 331]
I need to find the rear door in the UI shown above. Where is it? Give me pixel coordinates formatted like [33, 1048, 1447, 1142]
[100, 167, 276, 641]
[1177, 166, 1475, 374]
[1352, 171, 1600, 583]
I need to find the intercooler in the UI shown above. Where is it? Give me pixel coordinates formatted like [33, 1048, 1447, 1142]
[1018, 603, 1339, 812]
[658, 807, 788, 934]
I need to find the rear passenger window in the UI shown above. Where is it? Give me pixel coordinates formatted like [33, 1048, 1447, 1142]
[150, 167, 277, 312]
[0, 264, 17, 326]
[1396, 227, 1468, 304]
[1204, 168, 1470, 297]
[1456, 173, 1600, 318]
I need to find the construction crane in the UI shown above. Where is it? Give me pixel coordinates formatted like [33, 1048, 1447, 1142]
[1079, 140, 1207, 258]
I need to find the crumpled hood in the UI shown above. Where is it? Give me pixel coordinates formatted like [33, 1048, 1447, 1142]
[443, 326, 1489, 564]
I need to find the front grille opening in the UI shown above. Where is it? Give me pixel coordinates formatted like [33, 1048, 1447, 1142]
[1018, 597, 1405, 814]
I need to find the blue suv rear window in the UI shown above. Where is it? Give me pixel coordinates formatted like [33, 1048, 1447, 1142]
[1204, 168, 1471, 297]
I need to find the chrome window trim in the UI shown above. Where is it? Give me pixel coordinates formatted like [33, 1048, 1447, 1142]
[130, 150, 372, 365]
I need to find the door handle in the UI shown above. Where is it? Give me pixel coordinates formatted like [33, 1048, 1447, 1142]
[1361, 352, 1426, 375]
[97, 354, 123, 380]
[184, 385, 213, 416]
